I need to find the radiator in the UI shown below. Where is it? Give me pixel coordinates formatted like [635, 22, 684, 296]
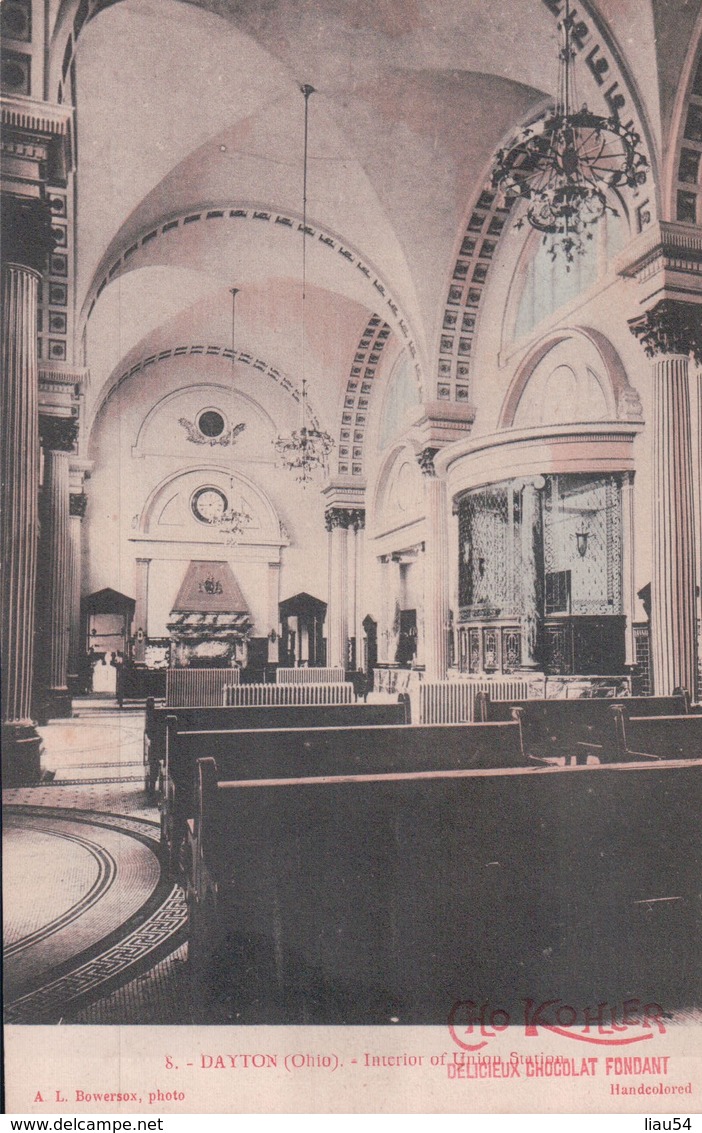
[224, 681, 354, 706]
[165, 667, 239, 707]
[415, 678, 531, 724]
[275, 667, 346, 684]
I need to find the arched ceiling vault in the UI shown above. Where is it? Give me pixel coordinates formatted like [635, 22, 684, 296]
[48, 0, 701, 457]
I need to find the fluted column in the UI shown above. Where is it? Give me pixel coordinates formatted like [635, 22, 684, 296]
[649, 355, 697, 696]
[325, 509, 349, 669]
[134, 557, 151, 664]
[1, 261, 42, 777]
[418, 448, 449, 679]
[42, 449, 72, 717]
[353, 515, 365, 669]
[521, 477, 545, 669]
[68, 490, 87, 685]
[621, 472, 637, 669]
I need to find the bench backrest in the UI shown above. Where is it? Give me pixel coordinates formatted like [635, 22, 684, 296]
[191, 755, 702, 1022]
[613, 709, 702, 759]
[147, 700, 408, 749]
[275, 667, 345, 684]
[165, 668, 238, 707]
[224, 681, 354, 706]
[170, 718, 525, 782]
[477, 694, 690, 756]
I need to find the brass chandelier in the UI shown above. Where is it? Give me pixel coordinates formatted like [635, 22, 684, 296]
[491, 0, 648, 264]
[273, 84, 334, 485]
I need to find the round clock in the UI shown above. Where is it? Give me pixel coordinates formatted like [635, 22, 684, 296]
[191, 486, 228, 524]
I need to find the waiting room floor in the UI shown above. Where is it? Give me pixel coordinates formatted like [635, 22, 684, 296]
[3, 699, 190, 1024]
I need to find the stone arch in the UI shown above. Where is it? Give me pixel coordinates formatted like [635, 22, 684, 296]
[499, 327, 643, 430]
[138, 464, 281, 543]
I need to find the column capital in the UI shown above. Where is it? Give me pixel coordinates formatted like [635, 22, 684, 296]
[69, 492, 87, 518]
[0, 195, 55, 274]
[628, 299, 702, 365]
[324, 506, 365, 531]
[416, 446, 440, 477]
[39, 414, 78, 452]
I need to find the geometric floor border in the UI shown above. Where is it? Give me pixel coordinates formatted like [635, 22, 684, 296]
[3, 804, 188, 1024]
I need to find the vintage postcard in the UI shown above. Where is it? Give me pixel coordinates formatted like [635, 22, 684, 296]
[2, 0, 701, 1115]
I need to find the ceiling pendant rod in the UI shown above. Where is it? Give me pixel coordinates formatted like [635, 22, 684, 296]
[273, 82, 334, 485]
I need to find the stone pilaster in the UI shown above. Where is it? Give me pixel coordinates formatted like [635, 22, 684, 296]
[267, 562, 281, 663]
[352, 512, 366, 669]
[417, 447, 450, 679]
[325, 508, 350, 669]
[41, 449, 72, 717]
[621, 472, 637, 669]
[134, 557, 151, 664]
[520, 478, 545, 669]
[68, 488, 87, 685]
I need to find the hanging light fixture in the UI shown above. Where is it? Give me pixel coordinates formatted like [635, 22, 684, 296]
[213, 287, 252, 545]
[274, 84, 334, 485]
[491, 0, 648, 265]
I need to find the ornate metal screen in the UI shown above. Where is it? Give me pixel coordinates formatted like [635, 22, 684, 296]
[543, 474, 622, 616]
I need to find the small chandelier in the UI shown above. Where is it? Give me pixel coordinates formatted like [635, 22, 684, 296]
[273, 84, 334, 485]
[213, 287, 252, 544]
[491, 0, 648, 264]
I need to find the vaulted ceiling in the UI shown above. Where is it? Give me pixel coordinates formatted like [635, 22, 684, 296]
[55, 0, 702, 433]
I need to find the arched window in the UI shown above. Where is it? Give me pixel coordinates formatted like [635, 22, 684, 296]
[377, 353, 420, 451]
[512, 207, 628, 343]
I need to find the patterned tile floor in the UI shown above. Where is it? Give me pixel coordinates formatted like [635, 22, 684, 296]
[2, 699, 189, 1024]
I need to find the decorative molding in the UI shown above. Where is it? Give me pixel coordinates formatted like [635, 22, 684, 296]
[628, 299, 702, 364]
[0, 95, 73, 137]
[1, 97, 73, 195]
[178, 417, 246, 446]
[39, 363, 89, 388]
[83, 205, 424, 391]
[98, 345, 321, 432]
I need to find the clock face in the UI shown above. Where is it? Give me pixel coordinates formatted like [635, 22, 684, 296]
[191, 486, 228, 524]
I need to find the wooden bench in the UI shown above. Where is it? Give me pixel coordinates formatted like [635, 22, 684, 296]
[476, 691, 690, 762]
[164, 717, 525, 875]
[186, 755, 702, 1024]
[610, 708, 702, 761]
[144, 698, 409, 790]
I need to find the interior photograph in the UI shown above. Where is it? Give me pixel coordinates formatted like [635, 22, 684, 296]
[1, 0, 702, 1030]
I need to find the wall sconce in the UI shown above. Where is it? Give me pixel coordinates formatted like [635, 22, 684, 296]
[575, 528, 590, 558]
[478, 557, 486, 577]
[268, 629, 278, 643]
